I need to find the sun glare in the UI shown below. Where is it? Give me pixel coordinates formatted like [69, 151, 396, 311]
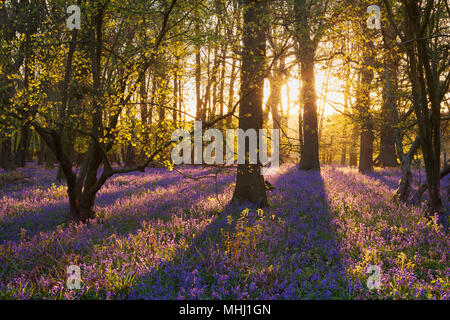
[183, 61, 346, 122]
[264, 65, 345, 120]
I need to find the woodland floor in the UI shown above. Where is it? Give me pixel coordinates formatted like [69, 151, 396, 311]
[0, 164, 448, 299]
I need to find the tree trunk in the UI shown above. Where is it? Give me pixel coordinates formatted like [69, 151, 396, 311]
[298, 70, 303, 163]
[15, 29, 32, 168]
[359, 120, 374, 172]
[173, 69, 178, 123]
[411, 166, 450, 206]
[0, 137, 15, 171]
[400, 0, 443, 214]
[210, 42, 220, 120]
[341, 123, 347, 166]
[379, 22, 399, 168]
[395, 153, 414, 202]
[218, 45, 227, 128]
[379, 120, 398, 167]
[341, 74, 351, 167]
[298, 53, 320, 170]
[226, 53, 237, 129]
[37, 137, 45, 166]
[15, 125, 31, 167]
[357, 41, 375, 173]
[295, 0, 320, 171]
[385, 56, 419, 202]
[267, 67, 283, 131]
[139, 70, 149, 161]
[195, 21, 203, 122]
[379, 74, 398, 168]
[349, 125, 358, 166]
[379, 71, 398, 168]
[232, 0, 268, 207]
[125, 143, 136, 167]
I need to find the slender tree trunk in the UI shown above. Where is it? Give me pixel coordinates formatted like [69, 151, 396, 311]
[350, 125, 358, 166]
[173, 69, 178, 123]
[203, 47, 212, 121]
[385, 62, 420, 201]
[395, 140, 420, 202]
[125, 143, 136, 167]
[341, 78, 349, 166]
[267, 69, 282, 131]
[397, 156, 413, 201]
[179, 78, 183, 121]
[340, 140, 347, 166]
[195, 28, 203, 122]
[318, 65, 330, 143]
[210, 42, 220, 120]
[411, 166, 450, 206]
[266, 65, 287, 162]
[0, 137, 15, 171]
[139, 70, 148, 161]
[15, 126, 31, 167]
[15, 30, 32, 168]
[37, 137, 45, 166]
[357, 41, 375, 173]
[298, 70, 304, 163]
[218, 45, 227, 128]
[158, 82, 166, 123]
[226, 54, 237, 129]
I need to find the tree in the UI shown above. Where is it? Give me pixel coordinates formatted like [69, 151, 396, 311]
[383, 0, 450, 214]
[379, 22, 400, 168]
[356, 39, 376, 173]
[353, 0, 378, 173]
[0, 0, 46, 170]
[2, 0, 187, 222]
[232, 0, 269, 207]
[293, 0, 322, 171]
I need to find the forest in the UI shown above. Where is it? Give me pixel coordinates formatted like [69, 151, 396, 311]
[0, 0, 449, 300]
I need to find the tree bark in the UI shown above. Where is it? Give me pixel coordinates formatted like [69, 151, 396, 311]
[0, 137, 15, 171]
[357, 41, 375, 173]
[294, 0, 320, 171]
[400, 0, 443, 214]
[232, 0, 268, 207]
[218, 45, 227, 128]
[349, 125, 359, 166]
[226, 53, 237, 129]
[411, 165, 450, 205]
[195, 21, 203, 122]
[15, 23, 33, 168]
[395, 138, 420, 202]
[379, 22, 399, 168]
[15, 126, 31, 167]
[173, 69, 178, 123]
[267, 65, 283, 131]
[298, 68, 304, 163]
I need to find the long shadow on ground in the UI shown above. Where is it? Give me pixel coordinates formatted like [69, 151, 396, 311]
[0, 166, 222, 243]
[0, 166, 239, 294]
[124, 166, 353, 300]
